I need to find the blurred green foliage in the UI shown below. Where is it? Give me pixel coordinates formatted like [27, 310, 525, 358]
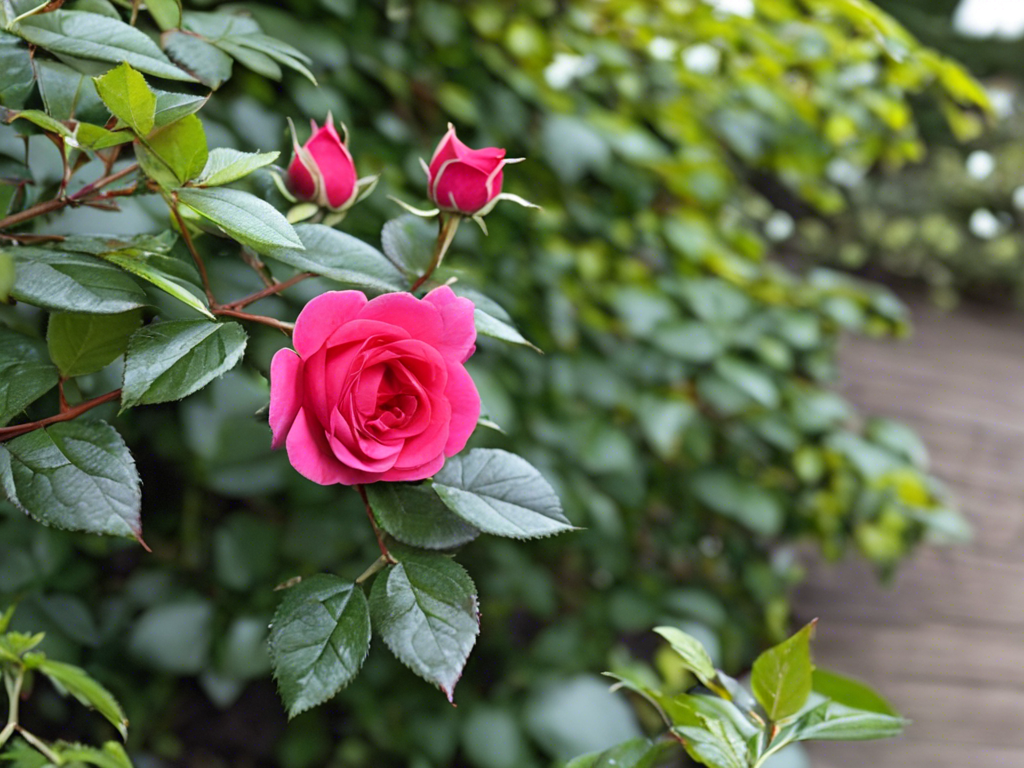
[0, 0, 985, 766]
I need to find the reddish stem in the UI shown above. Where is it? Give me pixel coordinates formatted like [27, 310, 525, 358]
[223, 272, 314, 310]
[169, 195, 216, 307]
[0, 390, 121, 442]
[0, 163, 139, 231]
[211, 306, 295, 333]
[356, 485, 395, 563]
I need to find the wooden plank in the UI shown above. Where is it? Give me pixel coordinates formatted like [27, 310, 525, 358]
[795, 548, 1024, 628]
[808, 740, 1024, 768]
[807, 621, 1024, 687]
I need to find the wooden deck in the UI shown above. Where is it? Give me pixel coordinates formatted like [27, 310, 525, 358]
[796, 297, 1024, 768]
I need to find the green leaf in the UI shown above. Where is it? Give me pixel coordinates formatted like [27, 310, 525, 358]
[714, 357, 779, 409]
[369, 549, 479, 701]
[142, 114, 208, 185]
[0, 326, 59, 427]
[161, 30, 233, 90]
[653, 626, 717, 687]
[366, 482, 479, 550]
[264, 223, 404, 292]
[93, 61, 155, 135]
[431, 448, 574, 540]
[451, 286, 541, 351]
[219, 32, 316, 84]
[13, 10, 197, 82]
[36, 658, 128, 740]
[129, 599, 213, 674]
[690, 469, 783, 536]
[811, 669, 898, 717]
[751, 622, 815, 722]
[47, 310, 141, 378]
[652, 322, 721, 362]
[121, 319, 246, 410]
[268, 575, 371, 718]
[0, 604, 14, 633]
[98, 245, 211, 318]
[0, 32, 34, 110]
[0, 420, 143, 543]
[53, 742, 133, 768]
[36, 61, 109, 121]
[75, 123, 134, 150]
[380, 214, 435, 281]
[5, 108, 73, 137]
[793, 701, 905, 742]
[213, 38, 280, 80]
[673, 717, 749, 768]
[0, 251, 13, 301]
[146, 0, 182, 30]
[176, 187, 303, 253]
[565, 738, 669, 768]
[7, 247, 148, 314]
[197, 148, 280, 187]
[152, 88, 207, 128]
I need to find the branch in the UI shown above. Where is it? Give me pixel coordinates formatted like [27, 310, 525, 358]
[210, 306, 295, 333]
[222, 271, 314, 310]
[169, 194, 216, 307]
[0, 389, 121, 443]
[356, 485, 395, 563]
[0, 163, 140, 231]
[410, 213, 460, 292]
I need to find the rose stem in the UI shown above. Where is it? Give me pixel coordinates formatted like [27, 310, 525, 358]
[0, 389, 121, 443]
[0, 163, 139, 231]
[410, 213, 461, 292]
[356, 485, 396, 563]
[169, 194, 217, 307]
[221, 271, 314, 310]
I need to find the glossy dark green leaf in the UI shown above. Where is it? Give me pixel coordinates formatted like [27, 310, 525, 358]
[751, 622, 815, 722]
[673, 718, 749, 768]
[0, 326, 59, 427]
[36, 658, 129, 740]
[370, 549, 478, 701]
[8, 247, 148, 314]
[13, 10, 197, 82]
[176, 187, 303, 252]
[47, 310, 142, 378]
[121, 319, 247, 409]
[97, 245, 211, 317]
[0, 32, 36, 109]
[217, 33, 315, 84]
[432, 449, 574, 540]
[197, 148, 280, 187]
[0, 420, 142, 542]
[162, 30, 233, 89]
[565, 738, 669, 768]
[367, 482, 479, 550]
[268, 575, 371, 718]
[264, 223, 403, 291]
[380, 214, 435, 281]
[93, 61, 156, 135]
[152, 88, 208, 128]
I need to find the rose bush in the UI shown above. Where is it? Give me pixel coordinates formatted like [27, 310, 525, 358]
[269, 286, 480, 485]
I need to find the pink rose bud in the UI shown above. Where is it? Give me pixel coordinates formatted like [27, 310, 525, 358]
[286, 115, 360, 212]
[269, 286, 481, 485]
[427, 124, 511, 216]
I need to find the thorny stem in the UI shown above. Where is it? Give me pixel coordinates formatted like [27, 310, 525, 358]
[410, 213, 461, 293]
[356, 485, 395, 564]
[0, 163, 139, 231]
[58, 380, 69, 414]
[222, 272, 314, 310]
[169, 194, 217, 306]
[0, 389, 121, 443]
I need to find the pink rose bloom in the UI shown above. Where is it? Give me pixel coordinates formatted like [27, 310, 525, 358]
[287, 115, 359, 212]
[269, 286, 481, 485]
[427, 125, 509, 216]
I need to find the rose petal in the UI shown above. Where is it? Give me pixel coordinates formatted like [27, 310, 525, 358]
[269, 348, 303, 449]
[286, 407, 362, 485]
[443, 362, 481, 457]
[306, 126, 358, 209]
[377, 453, 446, 483]
[423, 285, 477, 363]
[433, 162, 498, 214]
[357, 292, 445, 342]
[428, 125, 460, 178]
[293, 290, 368, 358]
[286, 151, 318, 201]
[458, 145, 506, 174]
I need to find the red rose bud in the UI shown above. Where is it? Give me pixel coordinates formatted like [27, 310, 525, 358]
[427, 124, 518, 216]
[286, 115, 363, 213]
